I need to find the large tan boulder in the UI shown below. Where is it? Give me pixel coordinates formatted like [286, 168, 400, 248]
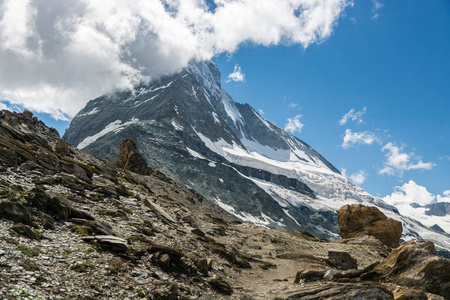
[338, 204, 402, 247]
[374, 240, 450, 298]
[115, 138, 151, 175]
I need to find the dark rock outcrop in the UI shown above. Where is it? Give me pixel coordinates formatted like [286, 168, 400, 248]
[328, 250, 357, 270]
[338, 204, 402, 248]
[115, 138, 151, 175]
[208, 278, 233, 295]
[0, 201, 32, 225]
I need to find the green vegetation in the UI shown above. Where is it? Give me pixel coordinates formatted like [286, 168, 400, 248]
[70, 262, 94, 273]
[10, 286, 30, 297]
[135, 288, 145, 298]
[17, 245, 40, 257]
[71, 225, 92, 236]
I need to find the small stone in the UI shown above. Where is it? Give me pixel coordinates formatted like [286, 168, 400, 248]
[294, 270, 325, 283]
[159, 254, 171, 269]
[197, 259, 208, 276]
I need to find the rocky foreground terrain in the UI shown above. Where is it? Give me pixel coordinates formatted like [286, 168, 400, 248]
[0, 110, 449, 299]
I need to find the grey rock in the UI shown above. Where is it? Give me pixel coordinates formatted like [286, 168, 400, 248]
[328, 250, 357, 270]
[0, 201, 32, 225]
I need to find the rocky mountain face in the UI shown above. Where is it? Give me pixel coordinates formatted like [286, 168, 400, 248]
[1, 110, 449, 299]
[63, 60, 450, 251]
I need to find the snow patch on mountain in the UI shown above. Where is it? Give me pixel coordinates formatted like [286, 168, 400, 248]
[221, 90, 245, 126]
[186, 147, 207, 160]
[78, 107, 99, 117]
[77, 118, 138, 149]
[171, 120, 184, 131]
[253, 109, 274, 131]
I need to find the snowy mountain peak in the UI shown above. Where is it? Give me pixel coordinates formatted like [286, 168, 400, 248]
[64, 59, 450, 251]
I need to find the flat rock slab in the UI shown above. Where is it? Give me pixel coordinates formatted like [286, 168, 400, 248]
[83, 235, 127, 253]
[275, 282, 394, 300]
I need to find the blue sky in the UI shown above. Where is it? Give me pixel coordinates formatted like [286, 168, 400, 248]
[216, 0, 450, 198]
[0, 0, 449, 203]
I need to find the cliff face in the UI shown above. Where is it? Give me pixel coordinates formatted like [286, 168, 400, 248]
[1, 111, 449, 299]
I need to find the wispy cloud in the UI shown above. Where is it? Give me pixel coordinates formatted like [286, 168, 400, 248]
[226, 64, 245, 83]
[379, 142, 436, 176]
[371, 0, 383, 20]
[339, 107, 367, 125]
[0, 0, 351, 119]
[341, 168, 368, 185]
[350, 170, 368, 185]
[285, 114, 304, 134]
[288, 102, 299, 109]
[341, 129, 380, 149]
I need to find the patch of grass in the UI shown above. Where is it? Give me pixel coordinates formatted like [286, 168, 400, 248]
[17, 245, 40, 257]
[70, 262, 94, 273]
[10, 285, 31, 297]
[108, 266, 118, 274]
[91, 166, 100, 175]
[116, 177, 128, 183]
[19, 259, 40, 272]
[71, 225, 92, 236]
[90, 283, 100, 292]
[135, 288, 145, 298]
[123, 208, 134, 215]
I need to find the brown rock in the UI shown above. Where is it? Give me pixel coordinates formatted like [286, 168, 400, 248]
[115, 138, 151, 175]
[393, 287, 427, 300]
[375, 240, 450, 297]
[338, 204, 402, 247]
[159, 254, 171, 269]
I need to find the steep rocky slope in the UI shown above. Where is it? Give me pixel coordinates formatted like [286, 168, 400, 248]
[1, 110, 449, 299]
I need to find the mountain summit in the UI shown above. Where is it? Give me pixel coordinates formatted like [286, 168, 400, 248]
[63, 60, 450, 250]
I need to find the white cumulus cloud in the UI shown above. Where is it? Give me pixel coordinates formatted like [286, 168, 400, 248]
[341, 129, 380, 149]
[285, 114, 304, 134]
[379, 142, 436, 176]
[384, 180, 450, 233]
[437, 190, 450, 203]
[0, 0, 351, 119]
[227, 64, 245, 83]
[384, 180, 434, 208]
[339, 107, 366, 125]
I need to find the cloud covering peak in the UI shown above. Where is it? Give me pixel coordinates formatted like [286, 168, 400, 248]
[0, 0, 350, 119]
